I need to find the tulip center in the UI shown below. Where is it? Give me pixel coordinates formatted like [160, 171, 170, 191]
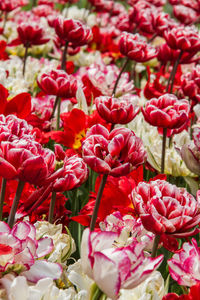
[73, 130, 85, 150]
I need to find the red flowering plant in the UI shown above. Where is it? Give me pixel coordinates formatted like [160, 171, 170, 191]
[16, 22, 50, 75]
[37, 69, 78, 129]
[142, 93, 190, 173]
[1, 0, 200, 298]
[53, 16, 92, 72]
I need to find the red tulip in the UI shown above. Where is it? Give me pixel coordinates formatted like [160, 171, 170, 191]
[88, 0, 114, 12]
[53, 17, 92, 46]
[52, 156, 88, 192]
[131, 179, 200, 237]
[157, 43, 196, 64]
[142, 94, 190, 129]
[119, 32, 157, 62]
[173, 5, 198, 24]
[95, 95, 140, 124]
[181, 66, 200, 104]
[82, 125, 146, 176]
[129, 0, 166, 7]
[17, 23, 49, 47]
[0, 84, 31, 119]
[0, 140, 55, 184]
[164, 25, 200, 54]
[152, 12, 176, 36]
[37, 69, 78, 98]
[0, 0, 27, 12]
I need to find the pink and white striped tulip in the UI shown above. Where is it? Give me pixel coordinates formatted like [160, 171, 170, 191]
[95, 95, 140, 125]
[81, 228, 163, 299]
[82, 125, 146, 176]
[131, 180, 200, 237]
[168, 239, 200, 287]
[0, 221, 62, 283]
[100, 211, 154, 250]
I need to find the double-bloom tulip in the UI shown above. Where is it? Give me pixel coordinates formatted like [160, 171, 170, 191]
[142, 94, 190, 132]
[82, 125, 147, 176]
[131, 179, 200, 237]
[53, 16, 92, 46]
[37, 69, 78, 99]
[95, 95, 140, 124]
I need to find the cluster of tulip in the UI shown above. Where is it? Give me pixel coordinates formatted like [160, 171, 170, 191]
[0, 0, 200, 299]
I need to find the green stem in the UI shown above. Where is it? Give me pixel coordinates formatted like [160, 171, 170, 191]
[51, 95, 59, 119]
[32, 0, 37, 7]
[148, 33, 157, 43]
[61, 42, 68, 71]
[0, 178, 6, 221]
[112, 58, 129, 96]
[151, 235, 160, 258]
[93, 288, 103, 300]
[90, 174, 108, 231]
[169, 51, 183, 93]
[8, 181, 25, 228]
[23, 46, 29, 77]
[181, 286, 188, 295]
[90, 283, 104, 300]
[56, 97, 61, 130]
[3, 12, 7, 32]
[161, 128, 167, 174]
[166, 51, 183, 93]
[48, 191, 56, 223]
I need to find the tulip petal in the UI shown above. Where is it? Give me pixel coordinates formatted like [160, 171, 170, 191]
[93, 251, 121, 299]
[22, 260, 62, 283]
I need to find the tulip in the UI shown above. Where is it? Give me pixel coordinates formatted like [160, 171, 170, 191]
[131, 180, 200, 238]
[0, 114, 33, 143]
[157, 43, 195, 65]
[142, 94, 190, 173]
[53, 17, 92, 71]
[17, 22, 49, 76]
[181, 66, 200, 104]
[89, 0, 114, 12]
[168, 239, 200, 287]
[163, 283, 200, 300]
[37, 69, 78, 129]
[173, 5, 198, 25]
[0, 275, 77, 299]
[0, 140, 55, 227]
[180, 143, 200, 175]
[0, 139, 55, 184]
[164, 25, 200, 54]
[142, 94, 190, 129]
[129, 0, 166, 7]
[119, 271, 165, 300]
[37, 69, 78, 99]
[118, 31, 157, 95]
[152, 12, 176, 36]
[119, 32, 157, 62]
[0, 0, 28, 33]
[100, 211, 154, 250]
[82, 125, 146, 177]
[47, 156, 88, 223]
[95, 95, 140, 125]
[53, 17, 92, 46]
[83, 125, 146, 230]
[52, 156, 88, 192]
[81, 228, 163, 299]
[0, 0, 27, 12]
[180, 121, 200, 175]
[0, 221, 62, 282]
